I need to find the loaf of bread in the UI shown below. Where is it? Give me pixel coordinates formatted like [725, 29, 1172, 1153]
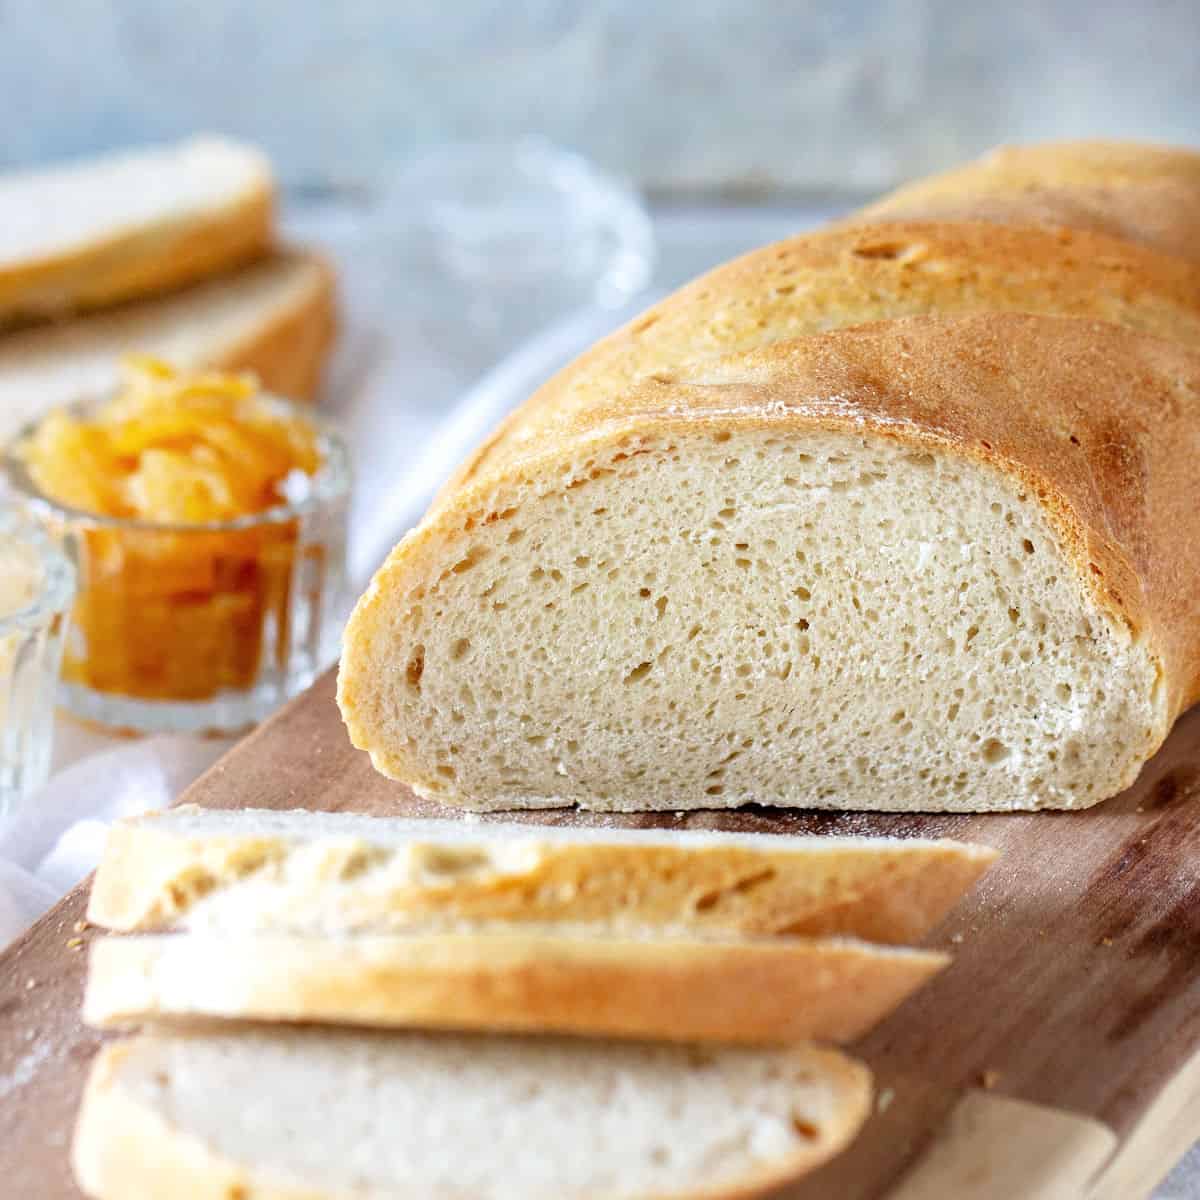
[72, 1030, 871, 1199]
[0, 136, 273, 327]
[87, 805, 995, 942]
[83, 930, 946, 1043]
[0, 251, 335, 441]
[339, 140, 1200, 813]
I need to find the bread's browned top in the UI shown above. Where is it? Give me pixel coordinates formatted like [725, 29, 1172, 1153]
[416, 313, 1200, 723]
[879, 141, 1200, 193]
[854, 141, 1200, 261]
[443, 218, 1200, 501]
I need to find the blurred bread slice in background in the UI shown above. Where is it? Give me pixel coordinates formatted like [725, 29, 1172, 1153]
[0, 251, 336, 442]
[0, 136, 275, 327]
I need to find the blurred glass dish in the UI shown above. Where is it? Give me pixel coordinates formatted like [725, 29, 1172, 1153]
[0, 507, 74, 818]
[377, 138, 655, 361]
[4, 371, 350, 736]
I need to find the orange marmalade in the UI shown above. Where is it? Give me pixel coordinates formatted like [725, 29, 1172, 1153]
[15, 358, 334, 710]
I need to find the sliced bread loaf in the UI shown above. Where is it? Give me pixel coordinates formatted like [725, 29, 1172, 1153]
[83, 931, 947, 1043]
[87, 804, 996, 941]
[852, 140, 1200, 261]
[338, 311, 1200, 813]
[0, 251, 336, 441]
[72, 1030, 871, 1199]
[340, 174, 1200, 814]
[0, 135, 274, 326]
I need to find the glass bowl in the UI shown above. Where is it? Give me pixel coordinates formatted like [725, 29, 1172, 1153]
[3, 395, 350, 735]
[0, 506, 75, 816]
[378, 138, 656, 356]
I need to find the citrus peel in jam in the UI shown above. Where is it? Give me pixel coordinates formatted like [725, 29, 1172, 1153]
[16, 358, 327, 705]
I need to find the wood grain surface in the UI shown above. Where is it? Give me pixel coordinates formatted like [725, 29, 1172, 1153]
[4, 667, 1200, 1198]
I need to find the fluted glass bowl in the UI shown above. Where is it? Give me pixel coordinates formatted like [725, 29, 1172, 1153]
[0, 507, 74, 816]
[3, 395, 350, 735]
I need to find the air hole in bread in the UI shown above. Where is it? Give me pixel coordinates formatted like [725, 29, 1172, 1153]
[336, 847, 389, 882]
[850, 241, 911, 261]
[405, 647, 425, 690]
[981, 739, 1010, 764]
[451, 547, 487, 574]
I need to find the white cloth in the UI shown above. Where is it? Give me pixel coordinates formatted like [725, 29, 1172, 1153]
[0, 734, 230, 943]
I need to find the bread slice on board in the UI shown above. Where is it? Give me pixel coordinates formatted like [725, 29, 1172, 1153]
[83, 931, 947, 1043]
[87, 804, 996, 942]
[852, 140, 1200, 261]
[72, 1030, 871, 1199]
[0, 135, 274, 327]
[0, 251, 336, 442]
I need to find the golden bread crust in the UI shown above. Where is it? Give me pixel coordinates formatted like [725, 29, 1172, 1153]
[83, 933, 947, 1044]
[853, 140, 1200, 260]
[437, 218, 1200, 504]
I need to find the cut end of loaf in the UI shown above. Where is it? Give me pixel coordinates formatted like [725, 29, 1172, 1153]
[340, 423, 1164, 814]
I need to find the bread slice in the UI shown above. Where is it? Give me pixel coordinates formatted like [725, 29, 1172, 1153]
[87, 804, 996, 942]
[338, 308, 1200, 813]
[852, 140, 1200, 261]
[72, 1030, 871, 1198]
[0, 250, 336, 442]
[83, 931, 946, 1043]
[0, 135, 274, 327]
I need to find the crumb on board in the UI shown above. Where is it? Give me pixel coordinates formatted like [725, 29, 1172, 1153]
[66, 937, 83, 950]
[877, 1087, 896, 1113]
[950, 932, 964, 944]
[73, 920, 88, 934]
[979, 1069, 1001, 1090]
[1101, 936, 1114, 947]
[25, 979, 36, 990]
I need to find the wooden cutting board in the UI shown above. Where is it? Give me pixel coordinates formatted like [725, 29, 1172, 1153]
[4, 668, 1200, 1199]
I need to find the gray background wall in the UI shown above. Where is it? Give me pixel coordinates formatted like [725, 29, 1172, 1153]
[2, 0, 1197, 199]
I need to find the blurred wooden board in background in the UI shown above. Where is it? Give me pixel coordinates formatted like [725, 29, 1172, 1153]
[4, 668, 1200, 1198]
